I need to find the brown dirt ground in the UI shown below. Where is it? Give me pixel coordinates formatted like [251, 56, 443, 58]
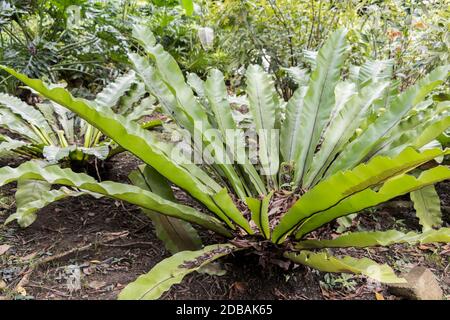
[0, 153, 449, 300]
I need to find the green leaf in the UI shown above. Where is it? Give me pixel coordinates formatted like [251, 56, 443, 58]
[413, 115, 450, 148]
[0, 92, 53, 136]
[7, 179, 85, 227]
[118, 244, 236, 300]
[129, 53, 191, 129]
[0, 161, 232, 237]
[327, 65, 450, 176]
[180, 0, 194, 16]
[118, 82, 147, 116]
[187, 72, 206, 98]
[285, 250, 405, 283]
[129, 165, 202, 254]
[0, 66, 233, 223]
[357, 59, 393, 88]
[273, 147, 450, 243]
[95, 71, 136, 109]
[410, 185, 442, 231]
[0, 138, 28, 155]
[295, 228, 450, 249]
[303, 81, 388, 188]
[204, 69, 236, 138]
[247, 192, 272, 239]
[295, 165, 450, 239]
[293, 29, 348, 185]
[245, 64, 280, 181]
[132, 28, 247, 199]
[258, 191, 272, 239]
[280, 86, 307, 162]
[0, 108, 40, 142]
[43, 145, 75, 163]
[205, 69, 266, 195]
[212, 188, 254, 234]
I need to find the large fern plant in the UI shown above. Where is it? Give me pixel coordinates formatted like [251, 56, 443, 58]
[0, 26, 449, 299]
[0, 71, 158, 163]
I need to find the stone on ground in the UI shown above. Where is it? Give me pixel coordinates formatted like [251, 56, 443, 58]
[388, 266, 443, 300]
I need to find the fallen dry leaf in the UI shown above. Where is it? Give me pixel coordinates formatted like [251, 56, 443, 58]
[375, 292, 385, 300]
[0, 244, 11, 256]
[88, 280, 107, 290]
[233, 282, 247, 293]
[0, 280, 6, 291]
[16, 286, 27, 296]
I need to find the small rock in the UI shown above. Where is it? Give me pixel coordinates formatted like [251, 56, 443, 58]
[388, 266, 443, 300]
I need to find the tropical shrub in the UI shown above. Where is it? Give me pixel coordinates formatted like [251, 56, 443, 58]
[0, 25, 449, 299]
[0, 0, 136, 94]
[206, 0, 450, 98]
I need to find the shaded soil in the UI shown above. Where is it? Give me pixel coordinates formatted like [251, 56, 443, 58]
[0, 153, 449, 300]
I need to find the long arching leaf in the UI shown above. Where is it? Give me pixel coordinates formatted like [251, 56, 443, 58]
[295, 165, 450, 239]
[273, 147, 450, 243]
[293, 29, 348, 185]
[285, 251, 405, 283]
[118, 244, 237, 300]
[0, 161, 232, 237]
[0, 66, 236, 224]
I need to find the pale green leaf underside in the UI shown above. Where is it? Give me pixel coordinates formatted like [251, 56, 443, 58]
[410, 185, 442, 231]
[118, 244, 236, 300]
[285, 250, 406, 283]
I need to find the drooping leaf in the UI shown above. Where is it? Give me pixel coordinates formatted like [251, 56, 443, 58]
[118, 244, 237, 300]
[295, 165, 450, 239]
[273, 147, 450, 243]
[0, 92, 53, 136]
[410, 185, 442, 231]
[129, 165, 202, 254]
[285, 250, 405, 283]
[8, 179, 86, 227]
[0, 161, 232, 237]
[0, 108, 40, 142]
[0, 138, 28, 156]
[0, 66, 233, 223]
